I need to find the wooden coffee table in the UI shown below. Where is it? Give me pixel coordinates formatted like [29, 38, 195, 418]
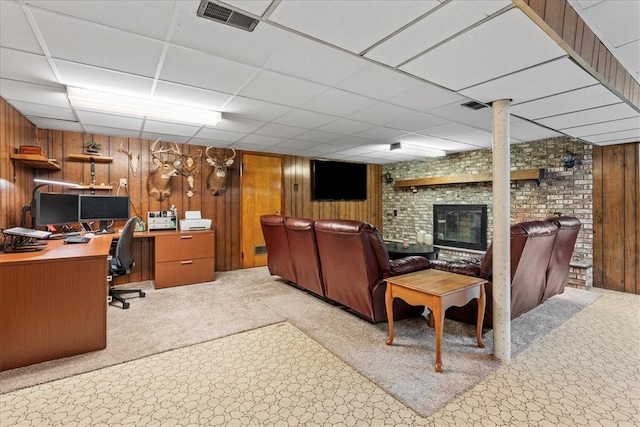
[385, 269, 487, 373]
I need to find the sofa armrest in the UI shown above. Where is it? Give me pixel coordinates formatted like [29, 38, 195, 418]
[429, 257, 484, 278]
[389, 256, 431, 276]
[429, 259, 451, 271]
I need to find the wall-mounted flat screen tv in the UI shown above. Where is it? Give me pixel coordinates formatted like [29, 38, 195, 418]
[311, 160, 367, 201]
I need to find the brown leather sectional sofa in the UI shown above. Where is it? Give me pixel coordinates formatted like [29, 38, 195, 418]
[430, 216, 581, 327]
[260, 215, 431, 323]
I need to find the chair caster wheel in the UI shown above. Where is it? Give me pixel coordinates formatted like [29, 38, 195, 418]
[140, 292, 146, 298]
[123, 302, 130, 309]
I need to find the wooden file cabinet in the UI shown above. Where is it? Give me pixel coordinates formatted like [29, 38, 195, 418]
[154, 231, 215, 288]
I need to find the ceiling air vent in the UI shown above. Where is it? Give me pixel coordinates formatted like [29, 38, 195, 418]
[197, 1, 259, 32]
[461, 101, 488, 110]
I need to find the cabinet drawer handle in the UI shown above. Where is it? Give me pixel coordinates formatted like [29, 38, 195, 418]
[180, 235, 193, 239]
[180, 260, 193, 265]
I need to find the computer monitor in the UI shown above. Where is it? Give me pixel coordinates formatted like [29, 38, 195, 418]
[79, 195, 130, 233]
[35, 192, 80, 227]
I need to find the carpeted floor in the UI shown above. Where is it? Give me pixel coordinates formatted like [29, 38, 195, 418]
[1, 266, 620, 425]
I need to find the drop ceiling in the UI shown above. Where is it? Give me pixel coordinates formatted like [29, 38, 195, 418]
[1, 0, 638, 164]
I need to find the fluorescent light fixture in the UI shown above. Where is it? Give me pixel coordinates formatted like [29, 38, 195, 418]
[67, 87, 222, 126]
[34, 178, 81, 188]
[390, 142, 446, 157]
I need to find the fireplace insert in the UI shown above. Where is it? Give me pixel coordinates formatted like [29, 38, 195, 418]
[433, 204, 488, 251]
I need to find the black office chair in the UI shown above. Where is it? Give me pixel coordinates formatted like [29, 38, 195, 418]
[109, 217, 145, 309]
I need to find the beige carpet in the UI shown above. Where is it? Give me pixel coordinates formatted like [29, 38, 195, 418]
[0, 267, 601, 419]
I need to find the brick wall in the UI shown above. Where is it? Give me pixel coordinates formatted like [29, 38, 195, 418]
[382, 137, 593, 286]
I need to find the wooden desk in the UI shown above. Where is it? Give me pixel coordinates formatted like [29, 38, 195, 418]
[0, 237, 113, 371]
[385, 269, 486, 373]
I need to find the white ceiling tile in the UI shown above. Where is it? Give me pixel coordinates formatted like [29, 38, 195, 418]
[317, 119, 376, 136]
[54, 60, 154, 96]
[27, 0, 176, 40]
[223, 96, 292, 122]
[400, 9, 567, 91]
[160, 45, 258, 94]
[300, 88, 378, 117]
[154, 81, 233, 110]
[335, 65, 423, 100]
[365, 0, 511, 66]
[296, 130, 343, 144]
[239, 70, 327, 106]
[431, 101, 493, 122]
[140, 131, 191, 143]
[193, 127, 246, 142]
[616, 41, 640, 76]
[187, 138, 234, 148]
[272, 109, 337, 129]
[269, 1, 441, 54]
[239, 134, 285, 146]
[580, 128, 640, 143]
[460, 57, 598, 105]
[264, 33, 368, 86]
[510, 85, 622, 120]
[75, 110, 143, 131]
[444, 130, 493, 148]
[26, 116, 83, 132]
[0, 79, 69, 108]
[355, 127, 406, 141]
[83, 125, 142, 140]
[32, 9, 165, 77]
[272, 139, 318, 150]
[563, 116, 640, 138]
[347, 102, 418, 126]
[510, 119, 563, 142]
[1, 49, 56, 86]
[0, 1, 43, 54]
[387, 113, 450, 132]
[255, 123, 308, 139]
[581, 0, 640, 47]
[9, 101, 76, 121]
[387, 82, 466, 112]
[537, 102, 637, 129]
[213, 115, 265, 133]
[142, 120, 201, 138]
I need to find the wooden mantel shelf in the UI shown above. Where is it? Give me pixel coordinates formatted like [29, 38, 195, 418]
[394, 168, 546, 188]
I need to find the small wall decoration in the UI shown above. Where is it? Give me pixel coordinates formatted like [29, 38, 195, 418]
[177, 146, 203, 198]
[119, 141, 140, 177]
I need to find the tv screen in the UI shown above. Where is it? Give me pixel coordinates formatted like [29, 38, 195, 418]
[35, 192, 80, 226]
[79, 195, 130, 221]
[311, 160, 367, 201]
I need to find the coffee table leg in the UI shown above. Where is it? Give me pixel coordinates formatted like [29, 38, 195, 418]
[433, 302, 444, 373]
[385, 284, 394, 345]
[476, 283, 486, 348]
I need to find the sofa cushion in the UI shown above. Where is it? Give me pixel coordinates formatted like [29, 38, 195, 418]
[260, 215, 296, 283]
[285, 217, 325, 297]
[390, 256, 431, 276]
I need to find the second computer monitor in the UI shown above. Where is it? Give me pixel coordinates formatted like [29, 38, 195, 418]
[79, 195, 130, 233]
[35, 192, 80, 227]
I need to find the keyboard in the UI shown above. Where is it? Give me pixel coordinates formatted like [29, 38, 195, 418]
[63, 235, 91, 244]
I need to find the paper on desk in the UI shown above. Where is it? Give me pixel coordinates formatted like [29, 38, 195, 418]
[184, 211, 202, 219]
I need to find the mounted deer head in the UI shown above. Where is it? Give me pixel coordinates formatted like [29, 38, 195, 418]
[147, 139, 182, 201]
[119, 141, 140, 177]
[205, 147, 236, 196]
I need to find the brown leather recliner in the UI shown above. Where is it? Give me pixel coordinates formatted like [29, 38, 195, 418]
[284, 217, 325, 297]
[543, 216, 582, 302]
[432, 219, 560, 327]
[314, 219, 430, 323]
[260, 215, 296, 284]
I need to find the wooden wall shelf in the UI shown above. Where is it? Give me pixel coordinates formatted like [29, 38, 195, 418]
[10, 153, 61, 170]
[394, 168, 545, 188]
[69, 154, 113, 163]
[75, 185, 113, 191]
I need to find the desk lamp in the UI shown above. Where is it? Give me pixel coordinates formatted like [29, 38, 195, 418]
[20, 178, 81, 228]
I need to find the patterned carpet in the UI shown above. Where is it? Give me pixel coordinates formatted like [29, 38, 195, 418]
[1, 271, 638, 426]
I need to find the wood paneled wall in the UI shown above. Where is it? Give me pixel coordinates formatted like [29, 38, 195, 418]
[518, 0, 640, 108]
[593, 143, 639, 294]
[283, 155, 383, 226]
[1, 99, 383, 276]
[1, 99, 39, 229]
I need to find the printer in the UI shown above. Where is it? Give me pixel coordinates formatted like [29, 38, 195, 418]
[179, 211, 212, 231]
